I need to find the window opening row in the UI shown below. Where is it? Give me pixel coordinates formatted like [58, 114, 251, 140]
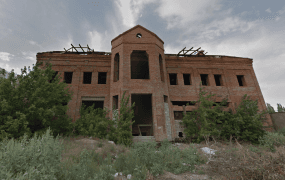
[169, 74, 246, 86]
[48, 71, 246, 87]
[48, 71, 107, 84]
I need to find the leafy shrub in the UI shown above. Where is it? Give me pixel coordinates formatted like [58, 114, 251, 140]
[0, 61, 75, 144]
[180, 81, 234, 144]
[266, 103, 285, 113]
[180, 81, 273, 146]
[110, 91, 136, 148]
[72, 103, 116, 140]
[0, 127, 66, 180]
[217, 94, 269, 146]
[276, 127, 285, 136]
[72, 90, 136, 148]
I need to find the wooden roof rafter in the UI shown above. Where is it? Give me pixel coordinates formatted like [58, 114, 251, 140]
[177, 47, 208, 56]
[63, 44, 95, 54]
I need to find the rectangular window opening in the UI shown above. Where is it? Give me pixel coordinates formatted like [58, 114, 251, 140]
[169, 74, 177, 85]
[200, 74, 208, 86]
[98, 72, 107, 84]
[214, 74, 222, 86]
[183, 74, 191, 85]
[164, 95, 168, 103]
[174, 111, 194, 120]
[213, 102, 228, 107]
[64, 72, 73, 84]
[83, 72, 92, 84]
[81, 100, 104, 114]
[237, 75, 244, 86]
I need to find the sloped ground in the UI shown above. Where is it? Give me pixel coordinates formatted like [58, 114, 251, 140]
[54, 131, 285, 180]
[1, 128, 285, 180]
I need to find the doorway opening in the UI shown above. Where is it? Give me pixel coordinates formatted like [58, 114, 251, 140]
[131, 94, 153, 136]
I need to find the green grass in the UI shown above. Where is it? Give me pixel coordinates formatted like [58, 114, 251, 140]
[0, 126, 285, 180]
[0, 128, 208, 180]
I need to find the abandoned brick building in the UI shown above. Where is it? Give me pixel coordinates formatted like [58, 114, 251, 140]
[35, 24, 274, 142]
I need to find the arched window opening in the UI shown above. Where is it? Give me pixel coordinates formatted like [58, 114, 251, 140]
[131, 50, 149, 79]
[159, 54, 164, 82]
[113, 53, 120, 82]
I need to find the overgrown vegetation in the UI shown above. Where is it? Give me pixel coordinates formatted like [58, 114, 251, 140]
[1, 63, 285, 179]
[0, 61, 75, 143]
[180, 81, 275, 147]
[71, 90, 136, 148]
[266, 102, 285, 114]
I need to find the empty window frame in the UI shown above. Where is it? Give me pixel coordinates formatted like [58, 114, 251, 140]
[237, 75, 246, 86]
[183, 74, 191, 85]
[174, 111, 193, 120]
[212, 102, 228, 107]
[131, 51, 150, 79]
[113, 95, 118, 110]
[214, 74, 222, 86]
[114, 53, 119, 82]
[98, 72, 107, 84]
[159, 54, 164, 82]
[169, 73, 178, 85]
[83, 72, 92, 84]
[164, 95, 168, 103]
[81, 101, 104, 114]
[200, 74, 209, 86]
[64, 72, 73, 84]
[171, 101, 196, 106]
[48, 71, 58, 83]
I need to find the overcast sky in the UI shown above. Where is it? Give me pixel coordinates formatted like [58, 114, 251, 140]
[0, 0, 284, 112]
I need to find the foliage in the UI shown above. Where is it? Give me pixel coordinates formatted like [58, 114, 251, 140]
[0, 127, 66, 180]
[180, 81, 272, 146]
[111, 90, 136, 147]
[0, 61, 75, 143]
[71, 103, 117, 140]
[71, 90, 136, 148]
[0, 124, 204, 180]
[257, 129, 285, 153]
[276, 126, 285, 136]
[180, 81, 232, 144]
[266, 103, 285, 114]
[265, 103, 285, 132]
[217, 94, 269, 146]
[112, 138, 203, 178]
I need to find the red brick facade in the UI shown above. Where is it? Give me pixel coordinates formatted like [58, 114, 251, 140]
[34, 25, 274, 142]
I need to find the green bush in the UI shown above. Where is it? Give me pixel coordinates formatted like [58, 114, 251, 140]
[0, 61, 75, 144]
[72, 103, 116, 140]
[180, 81, 272, 146]
[217, 94, 268, 146]
[111, 91, 136, 148]
[111, 138, 204, 178]
[266, 103, 285, 114]
[276, 127, 285, 136]
[0, 127, 66, 180]
[71, 90, 136, 148]
[181, 81, 234, 144]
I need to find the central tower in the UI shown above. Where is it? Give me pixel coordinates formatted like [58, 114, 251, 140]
[109, 25, 175, 142]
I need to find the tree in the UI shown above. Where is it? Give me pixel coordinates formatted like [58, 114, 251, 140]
[71, 90, 136, 148]
[0, 61, 75, 143]
[181, 81, 272, 146]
